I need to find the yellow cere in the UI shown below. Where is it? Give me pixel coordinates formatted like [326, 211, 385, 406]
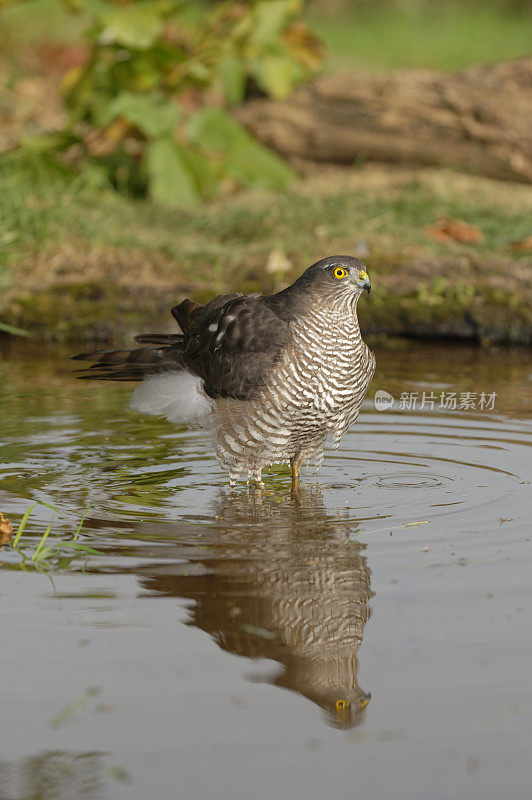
[359, 270, 369, 281]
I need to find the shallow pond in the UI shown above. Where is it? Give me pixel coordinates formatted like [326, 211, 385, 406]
[0, 340, 531, 800]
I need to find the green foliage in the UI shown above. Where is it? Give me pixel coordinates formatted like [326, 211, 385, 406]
[5, 502, 100, 572]
[0, 320, 32, 336]
[36, 0, 322, 204]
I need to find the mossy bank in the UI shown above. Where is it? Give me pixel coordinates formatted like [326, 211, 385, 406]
[1, 158, 530, 345]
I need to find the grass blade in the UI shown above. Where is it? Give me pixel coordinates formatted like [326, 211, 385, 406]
[32, 516, 54, 561]
[0, 321, 33, 337]
[37, 500, 67, 516]
[73, 504, 91, 542]
[62, 542, 102, 555]
[13, 503, 36, 547]
[49, 687, 100, 729]
[34, 546, 54, 561]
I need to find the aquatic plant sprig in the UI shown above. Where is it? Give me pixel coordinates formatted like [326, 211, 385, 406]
[346, 519, 430, 542]
[5, 501, 101, 572]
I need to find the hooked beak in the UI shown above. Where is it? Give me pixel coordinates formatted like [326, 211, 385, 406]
[356, 270, 371, 294]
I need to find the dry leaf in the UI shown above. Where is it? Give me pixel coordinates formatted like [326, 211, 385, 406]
[427, 217, 483, 244]
[0, 513, 14, 545]
[509, 235, 532, 252]
[283, 23, 325, 71]
[85, 118, 131, 158]
[265, 248, 292, 275]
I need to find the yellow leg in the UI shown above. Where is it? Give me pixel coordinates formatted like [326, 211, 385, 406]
[290, 457, 301, 494]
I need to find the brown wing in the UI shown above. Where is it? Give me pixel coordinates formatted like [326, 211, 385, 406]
[71, 293, 249, 382]
[72, 291, 290, 392]
[182, 295, 291, 400]
[171, 293, 241, 333]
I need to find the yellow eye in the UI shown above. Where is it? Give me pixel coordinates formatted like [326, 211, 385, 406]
[336, 699, 349, 711]
[333, 267, 348, 279]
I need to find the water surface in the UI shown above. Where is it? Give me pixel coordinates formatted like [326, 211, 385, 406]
[0, 341, 530, 800]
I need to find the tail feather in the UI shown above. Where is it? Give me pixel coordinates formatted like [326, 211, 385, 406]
[72, 337, 185, 382]
[133, 333, 183, 345]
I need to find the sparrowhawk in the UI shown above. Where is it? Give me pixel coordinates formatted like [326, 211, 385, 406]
[73, 255, 375, 489]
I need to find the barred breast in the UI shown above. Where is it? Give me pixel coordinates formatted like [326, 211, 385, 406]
[215, 298, 375, 483]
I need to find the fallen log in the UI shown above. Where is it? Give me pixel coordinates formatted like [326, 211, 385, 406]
[236, 58, 532, 183]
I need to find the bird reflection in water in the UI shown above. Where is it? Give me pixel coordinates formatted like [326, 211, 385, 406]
[137, 487, 373, 729]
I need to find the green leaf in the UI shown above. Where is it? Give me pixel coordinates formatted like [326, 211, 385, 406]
[252, 0, 302, 47]
[185, 59, 212, 83]
[97, 3, 164, 50]
[251, 54, 305, 100]
[0, 321, 32, 338]
[187, 108, 294, 190]
[183, 149, 221, 198]
[99, 92, 181, 137]
[218, 56, 246, 105]
[145, 137, 200, 207]
[187, 108, 247, 153]
[224, 140, 294, 190]
[19, 132, 79, 153]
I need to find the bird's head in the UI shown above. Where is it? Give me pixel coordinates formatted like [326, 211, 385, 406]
[295, 255, 371, 307]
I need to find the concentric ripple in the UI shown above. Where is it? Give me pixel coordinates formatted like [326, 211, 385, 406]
[1, 341, 531, 783]
[0, 343, 530, 542]
[316, 410, 530, 535]
[374, 473, 450, 489]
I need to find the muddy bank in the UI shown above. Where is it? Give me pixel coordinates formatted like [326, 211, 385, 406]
[2, 249, 530, 345]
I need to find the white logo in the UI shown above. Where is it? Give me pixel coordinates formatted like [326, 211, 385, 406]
[374, 389, 394, 411]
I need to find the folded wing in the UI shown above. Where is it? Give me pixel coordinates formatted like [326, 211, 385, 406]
[72, 292, 291, 400]
[182, 295, 292, 400]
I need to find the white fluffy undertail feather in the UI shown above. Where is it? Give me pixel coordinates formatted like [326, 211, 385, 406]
[131, 371, 213, 427]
